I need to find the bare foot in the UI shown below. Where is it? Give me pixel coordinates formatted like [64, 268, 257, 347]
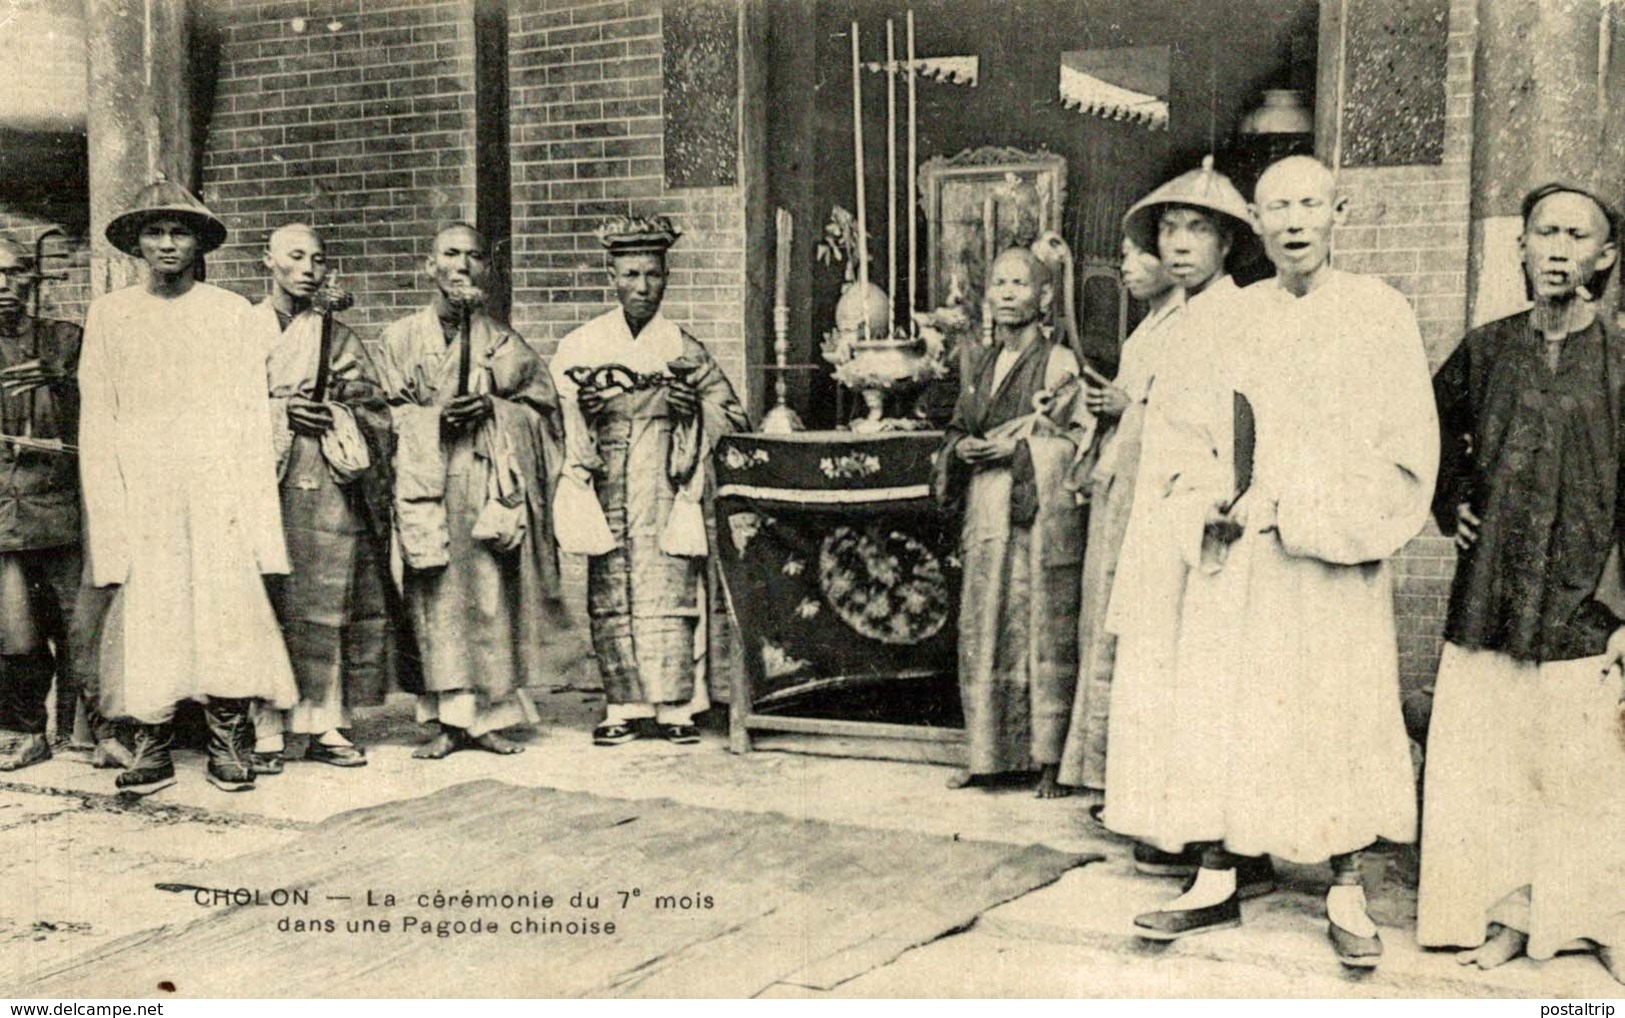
[1035, 764, 1070, 799]
[412, 728, 461, 760]
[0, 734, 50, 771]
[471, 731, 524, 755]
[1456, 924, 1528, 970]
[1598, 944, 1623, 985]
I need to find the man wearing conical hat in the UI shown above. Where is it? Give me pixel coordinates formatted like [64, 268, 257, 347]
[0, 236, 86, 773]
[246, 223, 401, 772]
[1114, 156, 1436, 966]
[374, 222, 577, 760]
[550, 215, 748, 747]
[1095, 158, 1267, 881]
[78, 177, 298, 795]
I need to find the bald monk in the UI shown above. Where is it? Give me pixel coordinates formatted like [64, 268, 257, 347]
[933, 247, 1093, 797]
[375, 223, 576, 759]
[248, 224, 399, 771]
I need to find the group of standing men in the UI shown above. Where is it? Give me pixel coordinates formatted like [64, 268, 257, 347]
[0, 180, 745, 794]
[941, 152, 1624, 981]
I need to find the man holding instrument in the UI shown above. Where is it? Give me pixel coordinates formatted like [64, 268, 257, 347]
[1119, 156, 1436, 967]
[550, 215, 748, 747]
[376, 222, 573, 760]
[0, 236, 84, 772]
[247, 223, 398, 772]
[933, 246, 1092, 797]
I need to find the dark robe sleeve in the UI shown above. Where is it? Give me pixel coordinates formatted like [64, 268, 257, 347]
[43, 320, 82, 445]
[1431, 335, 1475, 537]
[933, 367, 980, 510]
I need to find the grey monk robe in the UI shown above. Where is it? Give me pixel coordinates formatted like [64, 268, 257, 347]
[934, 335, 1091, 776]
[254, 302, 405, 735]
[376, 305, 578, 735]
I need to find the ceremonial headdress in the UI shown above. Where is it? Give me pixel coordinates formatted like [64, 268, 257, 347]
[1121, 156, 1253, 260]
[596, 214, 682, 256]
[105, 174, 229, 257]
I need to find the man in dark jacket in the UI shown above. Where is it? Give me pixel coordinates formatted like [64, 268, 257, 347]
[1418, 183, 1625, 985]
[0, 236, 83, 772]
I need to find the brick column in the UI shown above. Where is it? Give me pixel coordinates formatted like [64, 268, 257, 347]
[1467, 0, 1625, 326]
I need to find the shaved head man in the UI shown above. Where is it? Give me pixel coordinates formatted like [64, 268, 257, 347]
[1251, 155, 1347, 296]
[247, 222, 400, 773]
[375, 222, 576, 760]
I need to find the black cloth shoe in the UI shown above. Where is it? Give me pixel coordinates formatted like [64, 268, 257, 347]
[115, 723, 176, 795]
[1133, 842, 1200, 877]
[1132, 893, 1242, 941]
[1328, 919, 1383, 968]
[306, 742, 367, 767]
[593, 722, 642, 746]
[204, 698, 255, 792]
[657, 723, 700, 745]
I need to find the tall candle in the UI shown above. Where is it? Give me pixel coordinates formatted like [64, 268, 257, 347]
[774, 207, 792, 310]
[982, 193, 996, 279]
[886, 19, 897, 331]
[906, 10, 918, 319]
[851, 20, 870, 340]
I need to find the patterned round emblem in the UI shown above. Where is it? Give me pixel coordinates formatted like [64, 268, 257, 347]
[817, 525, 950, 645]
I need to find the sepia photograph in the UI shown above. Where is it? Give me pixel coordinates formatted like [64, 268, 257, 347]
[1, 0, 1623, 1001]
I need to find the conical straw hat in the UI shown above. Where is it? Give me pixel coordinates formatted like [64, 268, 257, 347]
[1122, 155, 1252, 256]
[105, 174, 228, 257]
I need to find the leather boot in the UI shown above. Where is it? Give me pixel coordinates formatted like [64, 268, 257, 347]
[204, 698, 256, 792]
[115, 722, 176, 795]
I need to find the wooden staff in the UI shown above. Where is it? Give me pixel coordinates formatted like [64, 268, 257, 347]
[906, 9, 918, 319]
[312, 309, 334, 402]
[886, 19, 897, 328]
[851, 20, 870, 341]
[456, 299, 473, 397]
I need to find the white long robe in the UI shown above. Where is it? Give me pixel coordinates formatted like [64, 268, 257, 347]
[1105, 270, 1438, 862]
[79, 282, 296, 724]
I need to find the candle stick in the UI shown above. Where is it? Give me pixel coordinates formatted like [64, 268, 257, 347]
[851, 20, 870, 342]
[906, 10, 918, 322]
[886, 19, 897, 332]
[762, 207, 803, 434]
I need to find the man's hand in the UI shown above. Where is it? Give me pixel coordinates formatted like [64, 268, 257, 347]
[666, 378, 699, 421]
[0, 359, 62, 397]
[1204, 497, 1245, 546]
[287, 396, 334, 436]
[442, 393, 493, 430]
[956, 437, 1017, 464]
[1454, 503, 1481, 551]
[1081, 365, 1129, 419]
[577, 387, 609, 421]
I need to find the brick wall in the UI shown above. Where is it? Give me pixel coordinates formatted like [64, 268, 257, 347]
[199, 0, 479, 337]
[505, 0, 747, 384]
[1330, 0, 1476, 724]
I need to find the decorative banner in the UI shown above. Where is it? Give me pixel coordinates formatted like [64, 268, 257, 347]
[1059, 46, 1170, 130]
[865, 55, 980, 87]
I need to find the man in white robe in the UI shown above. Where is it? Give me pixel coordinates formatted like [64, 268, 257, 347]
[1097, 161, 1263, 890]
[1122, 157, 1436, 969]
[79, 178, 297, 795]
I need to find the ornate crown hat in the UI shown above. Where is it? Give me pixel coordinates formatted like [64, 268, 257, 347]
[105, 173, 229, 257]
[596, 214, 682, 255]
